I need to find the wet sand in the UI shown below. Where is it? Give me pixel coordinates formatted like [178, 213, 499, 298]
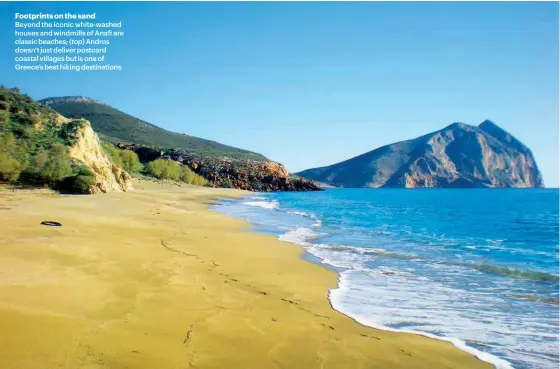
[0, 180, 491, 369]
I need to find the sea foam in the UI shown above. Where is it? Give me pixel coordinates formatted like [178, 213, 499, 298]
[212, 189, 559, 369]
[243, 200, 279, 209]
[329, 271, 515, 369]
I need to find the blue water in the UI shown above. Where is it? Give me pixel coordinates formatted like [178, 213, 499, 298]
[213, 189, 559, 369]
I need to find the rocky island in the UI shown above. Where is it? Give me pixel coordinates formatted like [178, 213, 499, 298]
[297, 121, 544, 188]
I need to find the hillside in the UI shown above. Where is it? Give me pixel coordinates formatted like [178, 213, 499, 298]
[39, 96, 320, 192]
[296, 121, 544, 188]
[0, 87, 132, 193]
[39, 96, 268, 161]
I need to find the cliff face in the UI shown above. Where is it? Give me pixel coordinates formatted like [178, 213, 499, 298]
[297, 121, 544, 188]
[69, 120, 133, 193]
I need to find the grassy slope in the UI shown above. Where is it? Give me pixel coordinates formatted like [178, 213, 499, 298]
[40, 97, 268, 161]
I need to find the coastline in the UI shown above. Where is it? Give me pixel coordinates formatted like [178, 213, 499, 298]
[0, 180, 492, 369]
[213, 194, 515, 369]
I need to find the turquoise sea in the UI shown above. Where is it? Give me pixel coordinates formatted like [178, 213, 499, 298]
[213, 189, 559, 369]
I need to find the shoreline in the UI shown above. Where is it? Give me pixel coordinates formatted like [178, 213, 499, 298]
[328, 272, 514, 369]
[213, 194, 513, 369]
[0, 180, 492, 369]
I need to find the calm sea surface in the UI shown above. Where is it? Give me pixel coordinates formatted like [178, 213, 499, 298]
[213, 189, 559, 369]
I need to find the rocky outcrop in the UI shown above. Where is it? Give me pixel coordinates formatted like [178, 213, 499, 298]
[167, 150, 321, 192]
[69, 120, 134, 193]
[118, 145, 320, 192]
[297, 121, 544, 188]
[41, 96, 111, 107]
[178, 155, 321, 192]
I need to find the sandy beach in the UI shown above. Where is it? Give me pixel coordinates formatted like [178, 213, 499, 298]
[0, 180, 491, 369]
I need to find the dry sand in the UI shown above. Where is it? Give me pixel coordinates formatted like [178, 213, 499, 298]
[0, 180, 492, 369]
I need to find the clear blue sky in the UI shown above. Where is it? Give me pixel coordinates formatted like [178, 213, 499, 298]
[1, 2, 558, 186]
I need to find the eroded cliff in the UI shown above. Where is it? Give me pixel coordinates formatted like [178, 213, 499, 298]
[68, 120, 134, 193]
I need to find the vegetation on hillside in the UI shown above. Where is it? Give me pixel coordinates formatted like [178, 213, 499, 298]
[102, 143, 207, 186]
[0, 86, 95, 193]
[41, 97, 268, 161]
[39, 97, 321, 191]
[2, 89, 316, 192]
[112, 144, 321, 191]
[120, 149, 143, 173]
[102, 143, 143, 173]
[145, 158, 208, 186]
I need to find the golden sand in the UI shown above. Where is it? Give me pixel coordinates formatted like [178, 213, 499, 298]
[0, 180, 491, 369]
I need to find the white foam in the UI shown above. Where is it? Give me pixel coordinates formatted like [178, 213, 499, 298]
[275, 234, 527, 369]
[287, 210, 323, 228]
[278, 227, 324, 245]
[329, 271, 515, 369]
[287, 210, 310, 217]
[243, 200, 279, 209]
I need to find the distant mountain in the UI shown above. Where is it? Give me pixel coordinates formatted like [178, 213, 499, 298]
[39, 96, 267, 161]
[296, 121, 544, 188]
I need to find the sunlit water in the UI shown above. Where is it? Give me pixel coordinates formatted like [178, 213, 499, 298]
[213, 189, 559, 369]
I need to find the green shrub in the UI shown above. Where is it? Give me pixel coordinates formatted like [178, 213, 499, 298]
[120, 149, 142, 173]
[25, 148, 49, 181]
[145, 158, 181, 180]
[22, 126, 35, 139]
[102, 142, 122, 167]
[70, 166, 96, 193]
[58, 119, 85, 146]
[71, 174, 96, 193]
[0, 134, 23, 182]
[221, 178, 234, 188]
[27, 144, 73, 185]
[180, 165, 208, 186]
[56, 166, 96, 194]
[0, 111, 9, 132]
[179, 165, 195, 183]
